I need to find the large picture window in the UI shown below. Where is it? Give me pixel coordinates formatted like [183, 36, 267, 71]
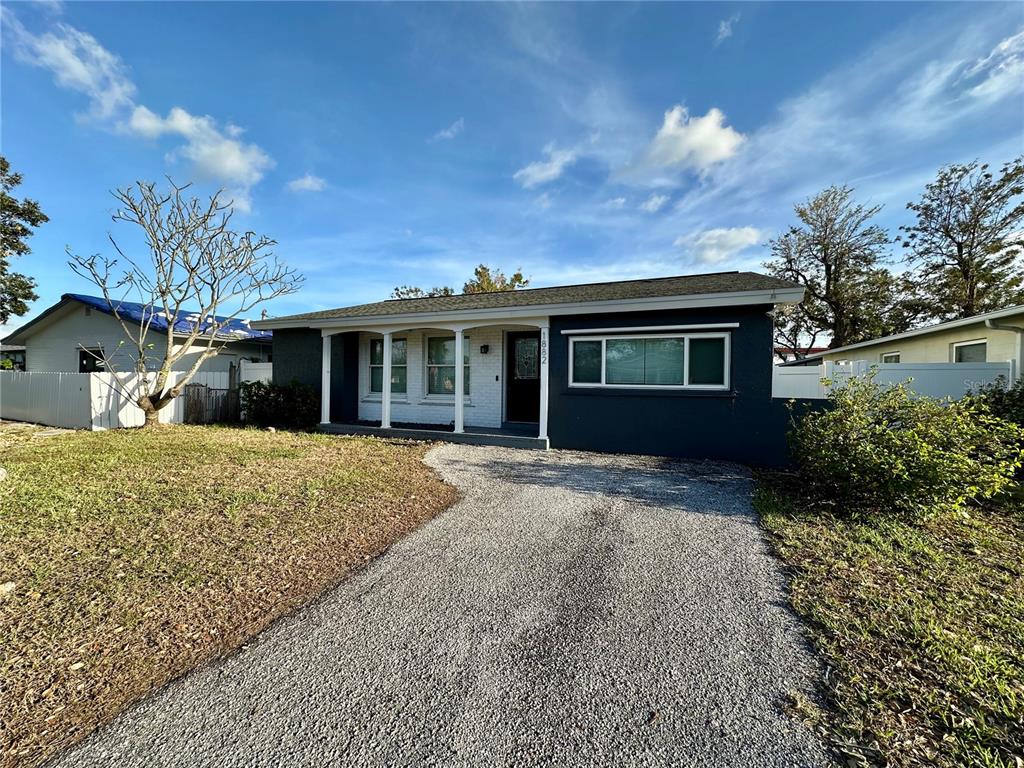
[426, 335, 470, 395]
[569, 333, 729, 390]
[369, 337, 407, 394]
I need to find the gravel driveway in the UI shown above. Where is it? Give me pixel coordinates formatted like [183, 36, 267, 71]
[51, 444, 830, 768]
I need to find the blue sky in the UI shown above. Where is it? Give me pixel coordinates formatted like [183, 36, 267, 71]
[2, 1, 1022, 331]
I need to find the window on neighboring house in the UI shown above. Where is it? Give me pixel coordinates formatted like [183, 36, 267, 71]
[78, 348, 105, 372]
[953, 340, 987, 363]
[426, 335, 470, 395]
[569, 333, 729, 389]
[369, 337, 407, 394]
[880, 352, 901, 363]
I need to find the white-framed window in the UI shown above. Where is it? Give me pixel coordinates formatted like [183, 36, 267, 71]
[952, 339, 987, 363]
[369, 337, 407, 393]
[425, 334, 470, 396]
[568, 333, 730, 390]
[880, 351, 901, 363]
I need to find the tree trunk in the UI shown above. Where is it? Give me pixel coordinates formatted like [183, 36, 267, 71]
[142, 408, 161, 428]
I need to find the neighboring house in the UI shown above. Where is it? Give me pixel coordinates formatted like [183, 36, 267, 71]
[0, 345, 26, 370]
[2, 294, 272, 374]
[253, 271, 805, 464]
[785, 305, 1024, 373]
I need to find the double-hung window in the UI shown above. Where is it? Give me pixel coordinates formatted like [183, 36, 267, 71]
[569, 333, 729, 390]
[369, 337, 407, 394]
[426, 335, 470, 395]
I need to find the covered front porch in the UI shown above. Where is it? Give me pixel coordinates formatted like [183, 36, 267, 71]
[318, 317, 550, 449]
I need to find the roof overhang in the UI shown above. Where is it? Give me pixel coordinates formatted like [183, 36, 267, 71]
[253, 286, 806, 332]
[2, 295, 273, 346]
[789, 303, 1024, 364]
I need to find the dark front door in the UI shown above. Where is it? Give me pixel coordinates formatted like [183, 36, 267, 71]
[506, 331, 541, 423]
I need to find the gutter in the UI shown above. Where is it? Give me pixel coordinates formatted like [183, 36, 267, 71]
[985, 319, 1024, 382]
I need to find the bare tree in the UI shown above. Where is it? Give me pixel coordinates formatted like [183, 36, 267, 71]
[69, 180, 303, 427]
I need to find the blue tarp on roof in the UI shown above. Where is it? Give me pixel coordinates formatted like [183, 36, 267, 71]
[66, 294, 273, 341]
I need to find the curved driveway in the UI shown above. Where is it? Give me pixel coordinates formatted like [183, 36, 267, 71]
[52, 444, 830, 768]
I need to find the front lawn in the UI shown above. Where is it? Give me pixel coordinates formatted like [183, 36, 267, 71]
[0, 424, 457, 768]
[757, 479, 1024, 767]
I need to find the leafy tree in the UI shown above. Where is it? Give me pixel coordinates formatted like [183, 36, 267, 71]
[901, 156, 1024, 320]
[462, 264, 529, 294]
[390, 285, 456, 299]
[69, 180, 303, 427]
[765, 185, 912, 351]
[390, 264, 529, 299]
[0, 156, 48, 323]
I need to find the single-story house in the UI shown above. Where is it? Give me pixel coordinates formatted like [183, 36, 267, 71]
[785, 304, 1024, 374]
[252, 271, 805, 464]
[2, 294, 272, 374]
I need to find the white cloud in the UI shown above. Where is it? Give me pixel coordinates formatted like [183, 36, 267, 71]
[431, 117, 465, 141]
[125, 106, 273, 212]
[715, 13, 741, 46]
[640, 193, 669, 213]
[6, 16, 135, 121]
[286, 173, 327, 193]
[675, 227, 763, 265]
[642, 106, 745, 176]
[513, 143, 577, 188]
[534, 192, 554, 209]
[4, 11, 273, 212]
[601, 197, 626, 209]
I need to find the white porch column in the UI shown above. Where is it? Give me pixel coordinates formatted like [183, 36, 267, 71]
[381, 331, 393, 429]
[320, 334, 332, 424]
[538, 324, 550, 441]
[454, 329, 465, 433]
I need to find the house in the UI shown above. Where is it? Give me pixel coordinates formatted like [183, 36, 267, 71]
[252, 271, 805, 464]
[785, 305, 1024, 375]
[2, 294, 272, 375]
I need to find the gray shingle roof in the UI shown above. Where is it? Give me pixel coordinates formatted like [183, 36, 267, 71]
[262, 271, 801, 324]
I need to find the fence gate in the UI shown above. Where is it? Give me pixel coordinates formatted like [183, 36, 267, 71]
[183, 384, 240, 424]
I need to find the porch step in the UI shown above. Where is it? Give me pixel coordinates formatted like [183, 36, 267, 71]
[318, 422, 549, 450]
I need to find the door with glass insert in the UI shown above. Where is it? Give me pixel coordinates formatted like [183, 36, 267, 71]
[505, 331, 541, 422]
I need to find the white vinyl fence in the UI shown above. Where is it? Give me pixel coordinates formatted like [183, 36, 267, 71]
[772, 360, 1015, 400]
[1, 370, 243, 430]
[238, 359, 273, 384]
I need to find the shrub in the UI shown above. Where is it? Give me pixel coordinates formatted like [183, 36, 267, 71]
[789, 374, 1023, 518]
[972, 376, 1024, 428]
[239, 379, 320, 430]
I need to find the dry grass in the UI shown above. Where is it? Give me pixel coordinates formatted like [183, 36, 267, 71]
[0, 424, 457, 768]
[756, 475, 1024, 768]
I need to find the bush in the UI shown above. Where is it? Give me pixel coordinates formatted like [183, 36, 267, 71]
[972, 376, 1024, 427]
[789, 374, 1023, 518]
[239, 379, 320, 430]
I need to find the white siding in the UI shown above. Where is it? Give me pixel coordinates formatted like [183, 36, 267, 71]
[23, 303, 269, 373]
[356, 327, 506, 428]
[0, 370, 231, 430]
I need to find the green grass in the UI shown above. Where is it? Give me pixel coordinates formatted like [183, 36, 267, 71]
[756, 477, 1024, 767]
[0, 424, 457, 768]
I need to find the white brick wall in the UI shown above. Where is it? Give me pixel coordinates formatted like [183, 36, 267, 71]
[356, 327, 506, 428]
